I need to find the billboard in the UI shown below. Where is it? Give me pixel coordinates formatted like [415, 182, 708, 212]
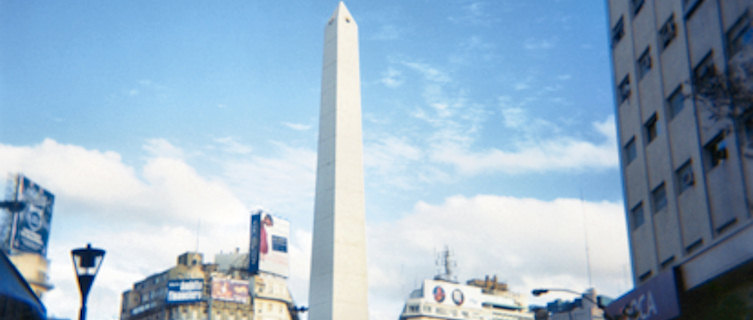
[211, 277, 250, 304]
[166, 279, 204, 303]
[5, 174, 55, 257]
[249, 210, 289, 277]
[422, 280, 484, 309]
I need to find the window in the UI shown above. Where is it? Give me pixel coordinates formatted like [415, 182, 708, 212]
[645, 113, 658, 143]
[618, 75, 631, 104]
[676, 160, 695, 193]
[705, 132, 728, 168]
[631, 0, 645, 17]
[686, 238, 703, 253]
[659, 14, 677, 50]
[727, 10, 753, 59]
[667, 86, 685, 119]
[638, 270, 652, 282]
[683, 0, 703, 18]
[652, 183, 668, 213]
[637, 47, 652, 79]
[661, 256, 676, 269]
[630, 202, 645, 230]
[693, 51, 716, 90]
[612, 16, 625, 47]
[624, 137, 637, 165]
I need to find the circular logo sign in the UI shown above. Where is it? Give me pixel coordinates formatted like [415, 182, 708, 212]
[25, 206, 43, 231]
[433, 286, 446, 303]
[452, 289, 464, 305]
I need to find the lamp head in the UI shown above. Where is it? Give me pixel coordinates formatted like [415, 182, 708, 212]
[71, 243, 105, 300]
[532, 289, 549, 297]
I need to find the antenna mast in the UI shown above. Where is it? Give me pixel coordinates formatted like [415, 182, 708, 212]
[435, 246, 457, 282]
[581, 191, 593, 288]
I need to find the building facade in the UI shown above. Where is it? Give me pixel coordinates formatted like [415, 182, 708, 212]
[608, 0, 753, 317]
[120, 251, 296, 320]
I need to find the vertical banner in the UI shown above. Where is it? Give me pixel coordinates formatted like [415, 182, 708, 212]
[249, 213, 261, 274]
[248, 210, 289, 277]
[10, 175, 54, 257]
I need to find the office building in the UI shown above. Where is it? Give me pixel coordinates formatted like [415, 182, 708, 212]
[120, 251, 297, 320]
[308, 2, 369, 320]
[607, 0, 753, 317]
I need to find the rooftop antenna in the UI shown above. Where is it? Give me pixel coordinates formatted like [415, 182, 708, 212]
[580, 189, 593, 288]
[434, 246, 457, 282]
[195, 218, 201, 253]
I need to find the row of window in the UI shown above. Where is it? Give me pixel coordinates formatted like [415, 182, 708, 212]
[611, 5, 677, 49]
[614, 9, 750, 107]
[629, 131, 729, 233]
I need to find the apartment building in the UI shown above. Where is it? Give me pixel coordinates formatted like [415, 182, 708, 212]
[606, 0, 753, 318]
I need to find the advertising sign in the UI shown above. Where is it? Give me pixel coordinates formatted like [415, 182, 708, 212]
[211, 278, 250, 304]
[9, 175, 54, 257]
[166, 279, 204, 303]
[249, 210, 289, 277]
[422, 280, 484, 309]
[605, 269, 680, 320]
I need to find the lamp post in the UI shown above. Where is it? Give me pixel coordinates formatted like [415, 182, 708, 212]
[532, 288, 614, 320]
[71, 243, 105, 320]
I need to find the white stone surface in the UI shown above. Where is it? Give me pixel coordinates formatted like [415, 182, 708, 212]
[308, 2, 369, 320]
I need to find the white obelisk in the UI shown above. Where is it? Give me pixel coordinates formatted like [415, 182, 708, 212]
[308, 2, 369, 320]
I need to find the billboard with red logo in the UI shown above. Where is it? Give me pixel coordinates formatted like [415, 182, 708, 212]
[249, 210, 289, 277]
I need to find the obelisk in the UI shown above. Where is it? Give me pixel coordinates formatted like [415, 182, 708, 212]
[308, 2, 369, 320]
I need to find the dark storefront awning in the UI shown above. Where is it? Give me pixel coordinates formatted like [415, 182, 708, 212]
[0, 251, 46, 319]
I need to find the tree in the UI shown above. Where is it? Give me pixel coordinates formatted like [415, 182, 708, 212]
[691, 46, 753, 125]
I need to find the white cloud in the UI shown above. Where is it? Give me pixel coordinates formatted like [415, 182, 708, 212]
[283, 122, 312, 131]
[448, 2, 499, 27]
[380, 67, 404, 88]
[431, 116, 618, 175]
[373, 24, 400, 41]
[0, 139, 146, 207]
[215, 142, 316, 222]
[401, 61, 451, 84]
[144, 138, 185, 159]
[524, 38, 556, 50]
[366, 194, 631, 320]
[214, 136, 253, 155]
[0, 139, 254, 318]
[0, 138, 627, 320]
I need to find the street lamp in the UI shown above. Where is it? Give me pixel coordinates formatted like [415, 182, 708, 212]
[71, 243, 105, 320]
[532, 288, 614, 320]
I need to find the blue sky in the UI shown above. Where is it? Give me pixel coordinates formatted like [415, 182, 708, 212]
[1, 1, 630, 319]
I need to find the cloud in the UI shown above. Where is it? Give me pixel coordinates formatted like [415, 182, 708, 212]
[214, 141, 316, 222]
[524, 38, 556, 50]
[283, 122, 312, 131]
[431, 116, 618, 175]
[373, 24, 400, 41]
[214, 136, 253, 155]
[144, 138, 185, 159]
[0, 139, 273, 318]
[3, 138, 292, 319]
[366, 194, 631, 320]
[380, 67, 404, 88]
[0, 138, 627, 320]
[448, 2, 499, 27]
[401, 61, 451, 84]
